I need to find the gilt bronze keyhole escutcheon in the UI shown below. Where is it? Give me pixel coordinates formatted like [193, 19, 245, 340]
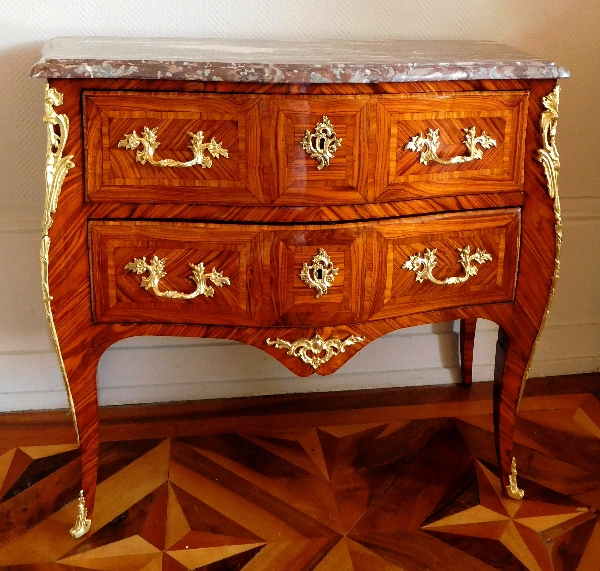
[300, 248, 339, 298]
[301, 116, 342, 170]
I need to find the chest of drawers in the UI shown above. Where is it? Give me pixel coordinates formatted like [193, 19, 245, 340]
[32, 37, 567, 538]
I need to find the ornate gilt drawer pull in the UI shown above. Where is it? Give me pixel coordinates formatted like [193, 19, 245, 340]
[300, 248, 339, 298]
[125, 255, 230, 299]
[405, 126, 497, 165]
[301, 116, 342, 170]
[402, 245, 492, 285]
[118, 126, 228, 168]
[266, 334, 365, 370]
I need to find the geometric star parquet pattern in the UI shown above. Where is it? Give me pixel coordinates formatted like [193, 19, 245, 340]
[1, 383, 600, 570]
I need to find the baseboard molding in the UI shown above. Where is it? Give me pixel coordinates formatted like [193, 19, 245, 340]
[1, 373, 599, 453]
[561, 196, 600, 220]
[0, 208, 40, 234]
[1, 320, 599, 412]
[529, 356, 600, 379]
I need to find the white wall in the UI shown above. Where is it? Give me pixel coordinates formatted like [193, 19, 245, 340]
[0, 0, 598, 411]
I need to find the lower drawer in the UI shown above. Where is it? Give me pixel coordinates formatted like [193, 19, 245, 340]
[369, 209, 520, 320]
[89, 209, 520, 326]
[89, 222, 266, 326]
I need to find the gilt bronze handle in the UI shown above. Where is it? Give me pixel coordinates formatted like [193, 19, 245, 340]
[125, 255, 230, 299]
[405, 126, 496, 166]
[402, 246, 492, 286]
[118, 126, 228, 168]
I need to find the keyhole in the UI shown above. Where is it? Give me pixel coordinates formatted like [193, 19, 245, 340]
[316, 268, 323, 280]
[318, 138, 325, 151]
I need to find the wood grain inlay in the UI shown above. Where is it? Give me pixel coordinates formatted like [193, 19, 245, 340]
[375, 91, 528, 201]
[84, 91, 263, 204]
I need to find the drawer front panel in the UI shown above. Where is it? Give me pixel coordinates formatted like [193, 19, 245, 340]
[84, 90, 527, 207]
[269, 226, 368, 326]
[375, 92, 528, 201]
[90, 210, 519, 327]
[90, 222, 264, 325]
[268, 96, 370, 205]
[84, 91, 263, 204]
[370, 209, 520, 320]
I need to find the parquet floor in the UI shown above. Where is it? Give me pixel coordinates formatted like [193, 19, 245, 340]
[1, 375, 600, 570]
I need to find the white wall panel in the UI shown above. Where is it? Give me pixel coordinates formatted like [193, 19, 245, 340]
[0, 0, 598, 411]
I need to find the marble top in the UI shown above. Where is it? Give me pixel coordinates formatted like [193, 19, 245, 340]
[31, 37, 569, 83]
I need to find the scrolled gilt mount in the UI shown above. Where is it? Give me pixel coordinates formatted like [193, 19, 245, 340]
[70, 490, 92, 539]
[125, 255, 230, 299]
[266, 334, 365, 370]
[44, 85, 75, 236]
[301, 116, 342, 170]
[118, 126, 228, 168]
[506, 457, 525, 500]
[537, 85, 561, 234]
[523, 85, 562, 393]
[405, 126, 497, 165]
[42, 85, 80, 442]
[300, 248, 339, 298]
[402, 245, 492, 286]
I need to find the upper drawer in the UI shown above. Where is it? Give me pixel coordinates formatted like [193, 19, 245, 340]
[83, 91, 263, 204]
[374, 91, 529, 201]
[83, 90, 528, 207]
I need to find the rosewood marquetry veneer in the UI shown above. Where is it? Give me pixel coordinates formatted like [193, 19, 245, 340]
[32, 37, 568, 538]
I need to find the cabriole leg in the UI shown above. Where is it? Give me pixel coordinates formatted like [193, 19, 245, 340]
[493, 326, 525, 500]
[459, 317, 477, 387]
[63, 349, 101, 538]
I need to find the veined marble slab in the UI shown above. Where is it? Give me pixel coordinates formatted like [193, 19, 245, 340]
[31, 37, 569, 83]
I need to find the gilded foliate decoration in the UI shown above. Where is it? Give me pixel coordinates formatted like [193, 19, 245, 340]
[301, 116, 342, 170]
[266, 334, 365, 370]
[402, 245, 492, 286]
[125, 255, 230, 299]
[43, 85, 75, 235]
[41, 84, 78, 441]
[405, 126, 497, 166]
[70, 490, 92, 539]
[299, 248, 339, 298]
[506, 457, 525, 500]
[118, 126, 228, 169]
[521, 85, 562, 399]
